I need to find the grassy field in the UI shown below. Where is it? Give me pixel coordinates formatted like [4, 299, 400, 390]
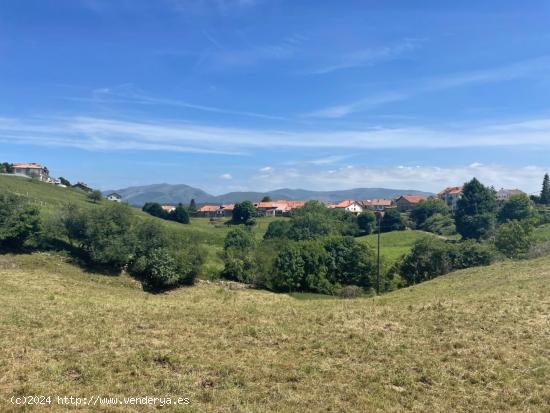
[357, 230, 437, 263]
[0, 252, 548, 412]
[533, 223, 550, 243]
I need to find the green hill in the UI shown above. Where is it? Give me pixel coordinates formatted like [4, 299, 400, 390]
[0, 252, 548, 412]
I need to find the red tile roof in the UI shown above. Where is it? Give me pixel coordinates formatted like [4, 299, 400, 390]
[360, 199, 393, 207]
[438, 186, 463, 196]
[12, 162, 44, 169]
[198, 205, 220, 212]
[397, 195, 427, 204]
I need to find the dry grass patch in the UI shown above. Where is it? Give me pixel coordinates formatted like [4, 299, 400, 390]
[0, 253, 549, 412]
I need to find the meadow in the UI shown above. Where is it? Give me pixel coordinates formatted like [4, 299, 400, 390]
[0, 252, 548, 412]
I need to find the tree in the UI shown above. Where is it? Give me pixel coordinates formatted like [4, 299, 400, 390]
[0, 193, 41, 249]
[231, 201, 256, 225]
[188, 198, 197, 212]
[170, 203, 190, 224]
[497, 194, 536, 223]
[380, 209, 405, 232]
[0, 162, 13, 173]
[541, 173, 550, 205]
[423, 213, 456, 236]
[495, 220, 533, 259]
[222, 227, 256, 283]
[142, 202, 169, 219]
[357, 210, 376, 234]
[58, 177, 71, 186]
[261, 195, 272, 202]
[87, 190, 102, 204]
[410, 199, 449, 229]
[264, 220, 292, 239]
[455, 178, 497, 240]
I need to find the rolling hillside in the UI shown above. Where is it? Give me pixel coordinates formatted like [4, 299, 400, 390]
[0, 253, 548, 412]
[105, 182, 433, 206]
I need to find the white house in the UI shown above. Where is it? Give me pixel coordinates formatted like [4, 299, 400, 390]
[329, 200, 364, 215]
[496, 188, 525, 203]
[106, 193, 122, 203]
[12, 162, 49, 181]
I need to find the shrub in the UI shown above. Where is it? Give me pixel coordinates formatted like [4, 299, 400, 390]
[423, 213, 456, 236]
[399, 238, 452, 285]
[451, 240, 495, 269]
[0, 193, 41, 250]
[231, 201, 256, 225]
[87, 190, 102, 203]
[495, 220, 533, 259]
[222, 227, 256, 283]
[411, 199, 450, 229]
[142, 202, 169, 219]
[380, 208, 405, 232]
[357, 210, 376, 234]
[497, 194, 537, 224]
[264, 220, 292, 240]
[169, 204, 190, 224]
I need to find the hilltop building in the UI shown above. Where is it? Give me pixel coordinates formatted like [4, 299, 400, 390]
[438, 187, 463, 212]
[12, 162, 49, 181]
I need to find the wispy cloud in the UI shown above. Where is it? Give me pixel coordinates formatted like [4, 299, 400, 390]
[307, 55, 550, 118]
[310, 38, 423, 75]
[249, 164, 549, 194]
[71, 84, 287, 121]
[3, 113, 550, 154]
[220, 173, 233, 180]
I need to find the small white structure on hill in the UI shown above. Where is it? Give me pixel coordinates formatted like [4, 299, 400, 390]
[107, 193, 122, 203]
[12, 163, 49, 181]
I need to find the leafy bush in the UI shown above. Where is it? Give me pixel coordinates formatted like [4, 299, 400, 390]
[495, 220, 533, 259]
[142, 202, 190, 224]
[222, 227, 257, 283]
[380, 208, 405, 232]
[423, 213, 456, 235]
[357, 210, 376, 234]
[497, 194, 537, 224]
[267, 236, 376, 294]
[0, 193, 41, 250]
[231, 201, 256, 225]
[398, 237, 494, 285]
[411, 199, 450, 229]
[264, 220, 292, 239]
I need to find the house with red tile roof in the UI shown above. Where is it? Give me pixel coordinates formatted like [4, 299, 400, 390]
[328, 200, 363, 215]
[437, 186, 463, 212]
[360, 199, 394, 211]
[394, 195, 428, 212]
[12, 162, 49, 181]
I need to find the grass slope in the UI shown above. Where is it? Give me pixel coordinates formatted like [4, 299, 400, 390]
[0, 253, 548, 412]
[357, 230, 438, 263]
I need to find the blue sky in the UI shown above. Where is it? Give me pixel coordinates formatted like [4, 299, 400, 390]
[1, 0, 550, 194]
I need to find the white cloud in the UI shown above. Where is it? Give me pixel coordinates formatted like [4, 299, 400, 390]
[2, 114, 550, 154]
[259, 166, 273, 172]
[220, 173, 233, 180]
[249, 164, 549, 194]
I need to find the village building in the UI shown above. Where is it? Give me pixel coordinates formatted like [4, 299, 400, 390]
[394, 195, 428, 212]
[12, 162, 49, 181]
[328, 200, 364, 215]
[197, 204, 234, 218]
[161, 204, 176, 213]
[72, 182, 93, 192]
[254, 202, 278, 217]
[438, 187, 463, 212]
[495, 188, 526, 203]
[106, 193, 122, 203]
[360, 199, 394, 211]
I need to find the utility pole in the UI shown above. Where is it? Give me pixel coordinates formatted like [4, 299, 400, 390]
[376, 211, 382, 295]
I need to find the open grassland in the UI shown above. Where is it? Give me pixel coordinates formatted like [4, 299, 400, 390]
[533, 223, 550, 243]
[1, 253, 549, 412]
[357, 230, 438, 263]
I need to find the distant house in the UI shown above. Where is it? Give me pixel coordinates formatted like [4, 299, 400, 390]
[273, 200, 305, 216]
[438, 187, 463, 212]
[12, 162, 49, 181]
[106, 193, 122, 203]
[394, 195, 428, 212]
[254, 202, 278, 217]
[329, 200, 363, 215]
[360, 199, 394, 211]
[72, 182, 93, 192]
[197, 204, 234, 218]
[161, 204, 176, 213]
[496, 188, 526, 203]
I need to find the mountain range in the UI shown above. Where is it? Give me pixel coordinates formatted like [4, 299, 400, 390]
[105, 183, 433, 206]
